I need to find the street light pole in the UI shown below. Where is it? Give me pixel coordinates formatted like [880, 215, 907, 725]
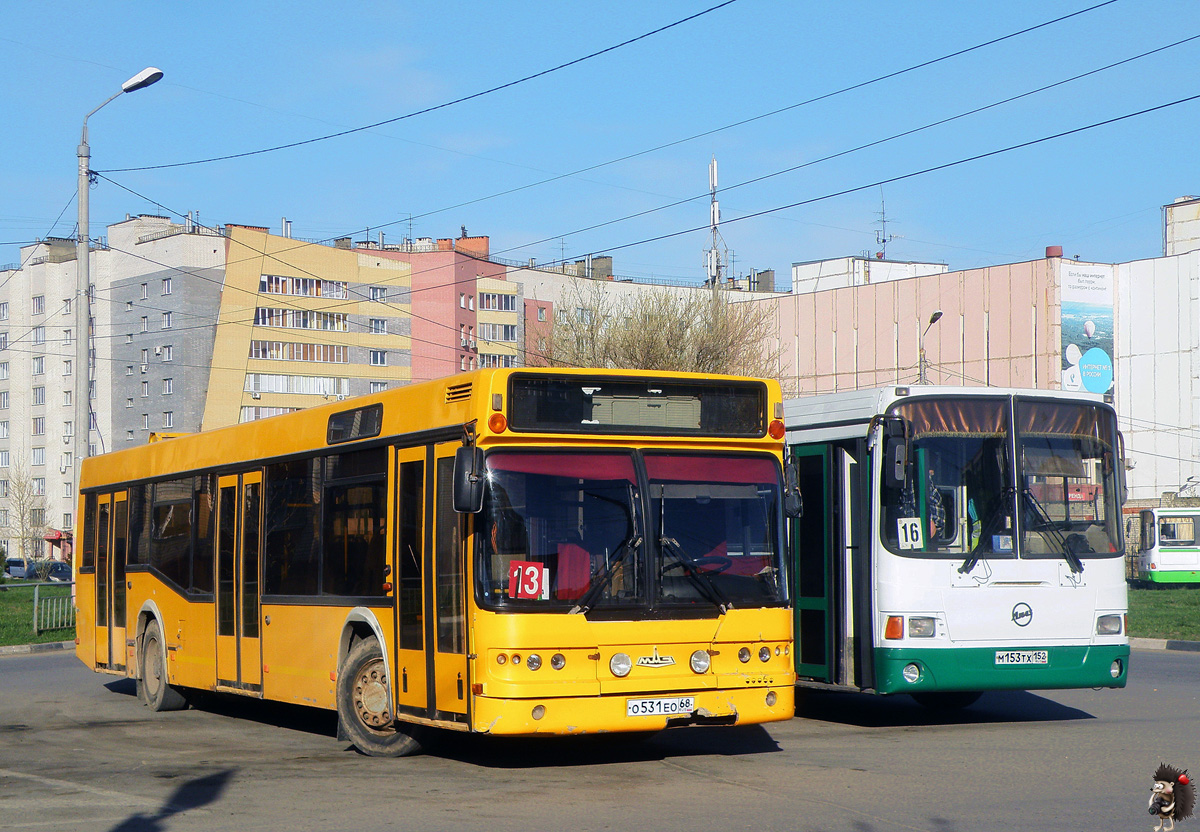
[917, 309, 943, 385]
[75, 67, 162, 533]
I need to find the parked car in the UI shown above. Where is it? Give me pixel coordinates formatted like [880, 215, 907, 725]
[46, 562, 72, 582]
[5, 558, 30, 579]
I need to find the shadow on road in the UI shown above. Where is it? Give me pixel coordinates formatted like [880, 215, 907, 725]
[106, 768, 236, 832]
[422, 723, 781, 768]
[795, 687, 1093, 728]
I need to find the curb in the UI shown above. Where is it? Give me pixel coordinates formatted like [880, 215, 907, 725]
[0, 641, 73, 657]
[1130, 637, 1200, 653]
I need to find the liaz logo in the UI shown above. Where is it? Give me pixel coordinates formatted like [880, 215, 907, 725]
[636, 647, 676, 667]
[1011, 602, 1033, 627]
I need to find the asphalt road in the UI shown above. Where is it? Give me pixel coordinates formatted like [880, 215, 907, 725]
[0, 647, 1195, 831]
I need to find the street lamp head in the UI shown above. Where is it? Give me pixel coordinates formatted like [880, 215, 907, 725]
[122, 67, 163, 94]
[928, 310, 943, 326]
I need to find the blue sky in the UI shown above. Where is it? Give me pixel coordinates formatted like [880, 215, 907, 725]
[3, 0, 1199, 286]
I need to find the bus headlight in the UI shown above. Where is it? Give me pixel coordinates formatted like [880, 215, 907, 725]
[1110, 659, 1123, 678]
[902, 663, 922, 683]
[610, 653, 632, 677]
[550, 653, 566, 670]
[1097, 615, 1122, 635]
[689, 650, 711, 674]
[759, 647, 771, 662]
[738, 647, 751, 663]
[908, 617, 936, 638]
[526, 653, 542, 671]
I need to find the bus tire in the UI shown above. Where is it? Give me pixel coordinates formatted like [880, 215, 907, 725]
[911, 691, 982, 710]
[337, 639, 423, 757]
[140, 620, 187, 712]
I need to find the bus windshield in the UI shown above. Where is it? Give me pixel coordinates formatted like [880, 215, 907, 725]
[475, 451, 787, 611]
[879, 396, 1122, 562]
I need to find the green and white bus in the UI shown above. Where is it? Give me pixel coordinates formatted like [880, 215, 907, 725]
[1135, 508, 1200, 586]
[785, 385, 1129, 707]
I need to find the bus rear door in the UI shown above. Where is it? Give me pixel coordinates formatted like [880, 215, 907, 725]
[215, 471, 263, 692]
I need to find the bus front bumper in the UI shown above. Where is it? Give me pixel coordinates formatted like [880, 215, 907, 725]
[471, 684, 794, 735]
[873, 643, 1129, 694]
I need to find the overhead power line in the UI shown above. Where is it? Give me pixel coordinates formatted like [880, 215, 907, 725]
[99, 1, 742, 173]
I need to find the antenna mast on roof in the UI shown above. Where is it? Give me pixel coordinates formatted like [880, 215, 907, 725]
[704, 156, 729, 287]
[875, 186, 900, 260]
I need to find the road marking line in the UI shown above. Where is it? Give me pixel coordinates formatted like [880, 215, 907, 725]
[0, 768, 160, 808]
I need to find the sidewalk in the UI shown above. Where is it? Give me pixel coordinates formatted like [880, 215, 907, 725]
[0, 640, 73, 657]
[1129, 637, 1200, 652]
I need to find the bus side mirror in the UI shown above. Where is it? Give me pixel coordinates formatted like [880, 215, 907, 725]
[453, 446, 486, 513]
[885, 438, 908, 489]
[784, 454, 803, 518]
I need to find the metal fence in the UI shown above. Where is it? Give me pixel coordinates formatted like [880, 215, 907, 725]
[31, 582, 77, 635]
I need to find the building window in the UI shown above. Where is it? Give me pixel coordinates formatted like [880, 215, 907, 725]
[0, 362, 7, 380]
[248, 341, 347, 363]
[238, 406, 300, 422]
[162, 278, 172, 295]
[369, 350, 387, 367]
[31, 356, 43, 376]
[0, 392, 8, 410]
[32, 387, 44, 405]
[243, 374, 350, 397]
[253, 308, 348, 332]
[369, 318, 387, 334]
[142, 414, 150, 430]
[63, 513, 72, 529]
[32, 296, 44, 315]
[32, 417, 44, 436]
[370, 286, 386, 302]
[89, 380, 94, 400]
[126, 430, 134, 441]
[63, 482, 73, 498]
[0, 421, 7, 438]
[0, 333, 7, 350]
[33, 326, 45, 345]
[63, 299, 71, 315]
[369, 381, 388, 393]
[141, 349, 149, 363]
[62, 451, 72, 468]
[140, 283, 148, 300]
[126, 300, 134, 312]
[63, 329, 72, 346]
[162, 345, 173, 361]
[258, 275, 347, 299]
[126, 365, 133, 376]
[63, 360, 71, 377]
[162, 312, 172, 329]
[538, 307, 546, 322]
[162, 378, 173, 395]
[32, 478, 45, 496]
[63, 422, 72, 438]
[0, 451, 8, 467]
[0, 481, 7, 498]
[460, 293, 466, 308]
[479, 323, 518, 342]
[479, 353, 517, 368]
[141, 381, 149, 398]
[89, 413, 97, 429]
[31, 447, 45, 466]
[125, 334, 132, 344]
[63, 391, 71, 407]
[163, 411, 174, 428]
[126, 398, 133, 409]
[141, 316, 149, 332]
[468, 295, 474, 310]
[480, 293, 517, 311]
[0, 302, 7, 320]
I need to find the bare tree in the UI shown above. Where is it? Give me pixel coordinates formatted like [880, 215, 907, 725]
[0, 459, 47, 565]
[535, 281, 784, 382]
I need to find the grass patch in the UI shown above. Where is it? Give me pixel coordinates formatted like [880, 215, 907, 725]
[0, 581, 75, 647]
[1127, 587, 1200, 640]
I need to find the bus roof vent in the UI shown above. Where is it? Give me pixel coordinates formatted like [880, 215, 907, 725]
[446, 382, 473, 403]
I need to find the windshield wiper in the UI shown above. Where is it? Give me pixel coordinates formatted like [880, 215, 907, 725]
[959, 488, 1012, 575]
[659, 535, 733, 613]
[1022, 487, 1084, 574]
[570, 487, 641, 614]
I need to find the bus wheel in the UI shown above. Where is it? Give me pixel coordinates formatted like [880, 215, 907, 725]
[911, 691, 982, 710]
[337, 639, 423, 757]
[140, 620, 187, 712]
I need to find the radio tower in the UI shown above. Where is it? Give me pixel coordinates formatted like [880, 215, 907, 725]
[704, 156, 729, 287]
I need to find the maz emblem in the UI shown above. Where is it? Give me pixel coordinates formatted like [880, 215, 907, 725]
[636, 647, 676, 667]
[1011, 602, 1033, 627]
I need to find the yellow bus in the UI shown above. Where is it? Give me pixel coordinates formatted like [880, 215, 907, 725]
[75, 368, 798, 756]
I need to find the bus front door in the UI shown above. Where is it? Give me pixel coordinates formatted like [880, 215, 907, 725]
[429, 443, 469, 721]
[215, 472, 263, 692]
[393, 446, 428, 714]
[793, 446, 833, 683]
[94, 492, 128, 671]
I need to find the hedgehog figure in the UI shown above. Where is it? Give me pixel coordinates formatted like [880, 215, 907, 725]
[1150, 763, 1195, 832]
